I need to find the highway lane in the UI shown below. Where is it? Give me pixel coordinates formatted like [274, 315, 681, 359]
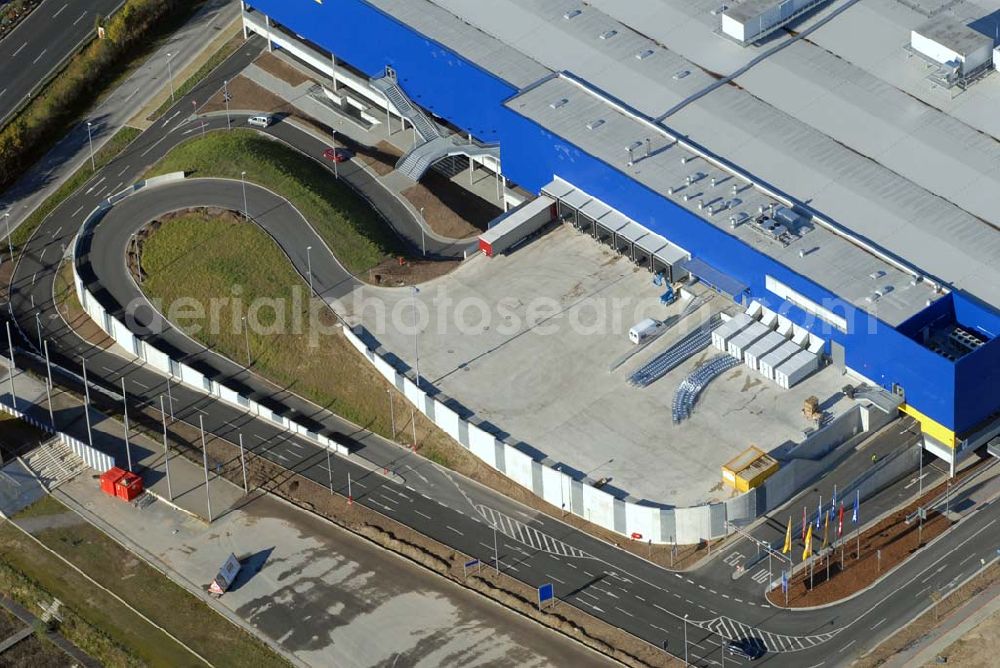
[7, 35, 1000, 667]
[0, 0, 124, 126]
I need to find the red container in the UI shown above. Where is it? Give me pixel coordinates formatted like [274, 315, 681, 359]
[99, 467, 127, 497]
[115, 472, 144, 501]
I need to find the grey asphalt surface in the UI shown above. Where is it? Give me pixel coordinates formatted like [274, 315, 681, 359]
[0, 0, 125, 126]
[6, 31, 1000, 668]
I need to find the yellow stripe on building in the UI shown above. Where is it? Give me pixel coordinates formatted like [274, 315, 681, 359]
[900, 404, 957, 448]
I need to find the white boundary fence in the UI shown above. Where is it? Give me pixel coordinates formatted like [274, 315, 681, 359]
[71, 173, 349, 458]
[0, 397, 115, 472]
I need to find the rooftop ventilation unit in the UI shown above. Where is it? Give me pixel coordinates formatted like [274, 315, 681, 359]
[908, 17, 995, 91]
[586, 119, 605, 130]
[719, 0, 832, 46]
[549, 98, 569, 110]
[636, 49, 655, 60]
[563, 9, 582, 20]
[599, 29, 618, 40]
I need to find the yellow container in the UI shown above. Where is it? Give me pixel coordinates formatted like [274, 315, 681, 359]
[722, 446, 779, 492]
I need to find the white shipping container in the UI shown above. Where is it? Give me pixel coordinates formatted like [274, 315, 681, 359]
[744, 331, 788, 371]
[711, 312, 753, 352]
[759, 340, 803, 380]
[727, 321, 771, 360]
[774, 350, 820, 389]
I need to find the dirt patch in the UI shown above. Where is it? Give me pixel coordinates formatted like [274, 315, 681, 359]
[365, 256, 461, 287]
[926, 585, 1000, 667]
[767, 461, 989, 607]
[254, 53, 310, 87]
[201, 75, 298, 120]
[53, 260, 114, 352]
[856, 564, 1000, 667]
[357, 141, 402, 177]
[402, 169, 502, 239]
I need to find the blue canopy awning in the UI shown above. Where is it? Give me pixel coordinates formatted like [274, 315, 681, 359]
[677, 257, 748, 299]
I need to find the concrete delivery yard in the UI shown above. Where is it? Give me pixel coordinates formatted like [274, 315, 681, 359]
[343, 224, 852, 507]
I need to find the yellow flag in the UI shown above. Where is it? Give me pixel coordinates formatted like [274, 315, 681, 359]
[782, 517, 792, 554]
[821, 510, 829, 550]
[802, 523, 813, 561]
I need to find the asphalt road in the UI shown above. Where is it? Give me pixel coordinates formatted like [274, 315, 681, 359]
[0, 0, 125, 126]
[7, 33, 1000, 668]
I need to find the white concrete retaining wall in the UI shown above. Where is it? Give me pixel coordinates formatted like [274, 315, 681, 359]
[71, 174, 348, 457]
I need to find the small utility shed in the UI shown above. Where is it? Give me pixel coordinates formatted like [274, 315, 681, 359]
[911, 17, 994, 74]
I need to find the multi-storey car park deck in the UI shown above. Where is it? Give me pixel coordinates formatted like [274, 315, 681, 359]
[241, 0, 1000, 480]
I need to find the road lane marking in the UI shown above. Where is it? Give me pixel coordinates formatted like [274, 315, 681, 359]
[546, 573, 566, 584]
[838, 640, 856, 653]
[53, 3, 69, 18]
[378, 494, 398, 505]
[414, 510, 431, 520]
[870, 618, 886, 630]
[446, 525, 463, 536]
[32, 48, 47, 65]
[140, 135, 168, 157]
[653, 603, 669, 613]
[12, 42, 27, 58]
[73, 11, 87, 25]
[71, 204, 84, 216]
[614, 606, 634, 618]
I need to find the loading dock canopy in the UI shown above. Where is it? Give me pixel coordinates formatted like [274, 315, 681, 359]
[580, 199, 612, 222]
[616, 221, 647, 245]
[634, 232, 668, 258]
[654, 242, 688, 267]
[677, 257, 748, 299]
[541, 178, 574, 200]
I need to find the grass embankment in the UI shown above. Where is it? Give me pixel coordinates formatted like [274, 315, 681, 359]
[140, 209, 456, 465]
[145, 129, 402, 274]
[0, 0, 206, 190]
[0, 496, 289, 667]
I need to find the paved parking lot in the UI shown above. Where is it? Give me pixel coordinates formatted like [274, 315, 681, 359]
[344, 224, 851, 507]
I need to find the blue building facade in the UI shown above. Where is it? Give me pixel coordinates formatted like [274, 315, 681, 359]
[244, 0, 1000, 448]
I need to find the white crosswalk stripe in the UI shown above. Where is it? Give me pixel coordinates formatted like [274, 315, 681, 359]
[692, 616, 840, 653]
[477, 505, 592, 559]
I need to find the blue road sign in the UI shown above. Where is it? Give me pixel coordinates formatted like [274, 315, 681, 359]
[465, 559, 480, 569]
[538, 583, 555, 608]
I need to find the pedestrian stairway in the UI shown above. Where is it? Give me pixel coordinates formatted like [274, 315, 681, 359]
[25, 437, 86, 489]
[371, 75, 500, 181]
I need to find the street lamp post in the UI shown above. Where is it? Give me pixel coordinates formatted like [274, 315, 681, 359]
[411, 286, 421, 389]
[306, 245, 313, 296]
[223, 79, 231, 130]
[4, 212, 11, 261]
[86, 122, 95, 172]
[165, 52, 176, 103]
[331, 130, 338, 179]
[242, 315, 251, 367]
[81, 357, 93, 446]
[387, 389, 396, 439]
[683, 614, 689, 666]
[419, 207, 426, 256]
[240, 171, 248, 220]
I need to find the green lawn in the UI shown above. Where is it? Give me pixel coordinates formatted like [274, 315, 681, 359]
[10, 126, 141, 248]
[3, 496, 289, 668]
[145, 129, 402, 274]
[139, 209, 457, 465]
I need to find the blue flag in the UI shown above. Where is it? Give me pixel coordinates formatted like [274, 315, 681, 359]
[831, 484, 837, 515]
[816, 495, 822, 529]
[781, 570, 789, 592]
[852, 490, 860, 525]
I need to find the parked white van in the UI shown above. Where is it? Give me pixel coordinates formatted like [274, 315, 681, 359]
[248, 115, 273, 128]
[628, 318, 663, 345]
